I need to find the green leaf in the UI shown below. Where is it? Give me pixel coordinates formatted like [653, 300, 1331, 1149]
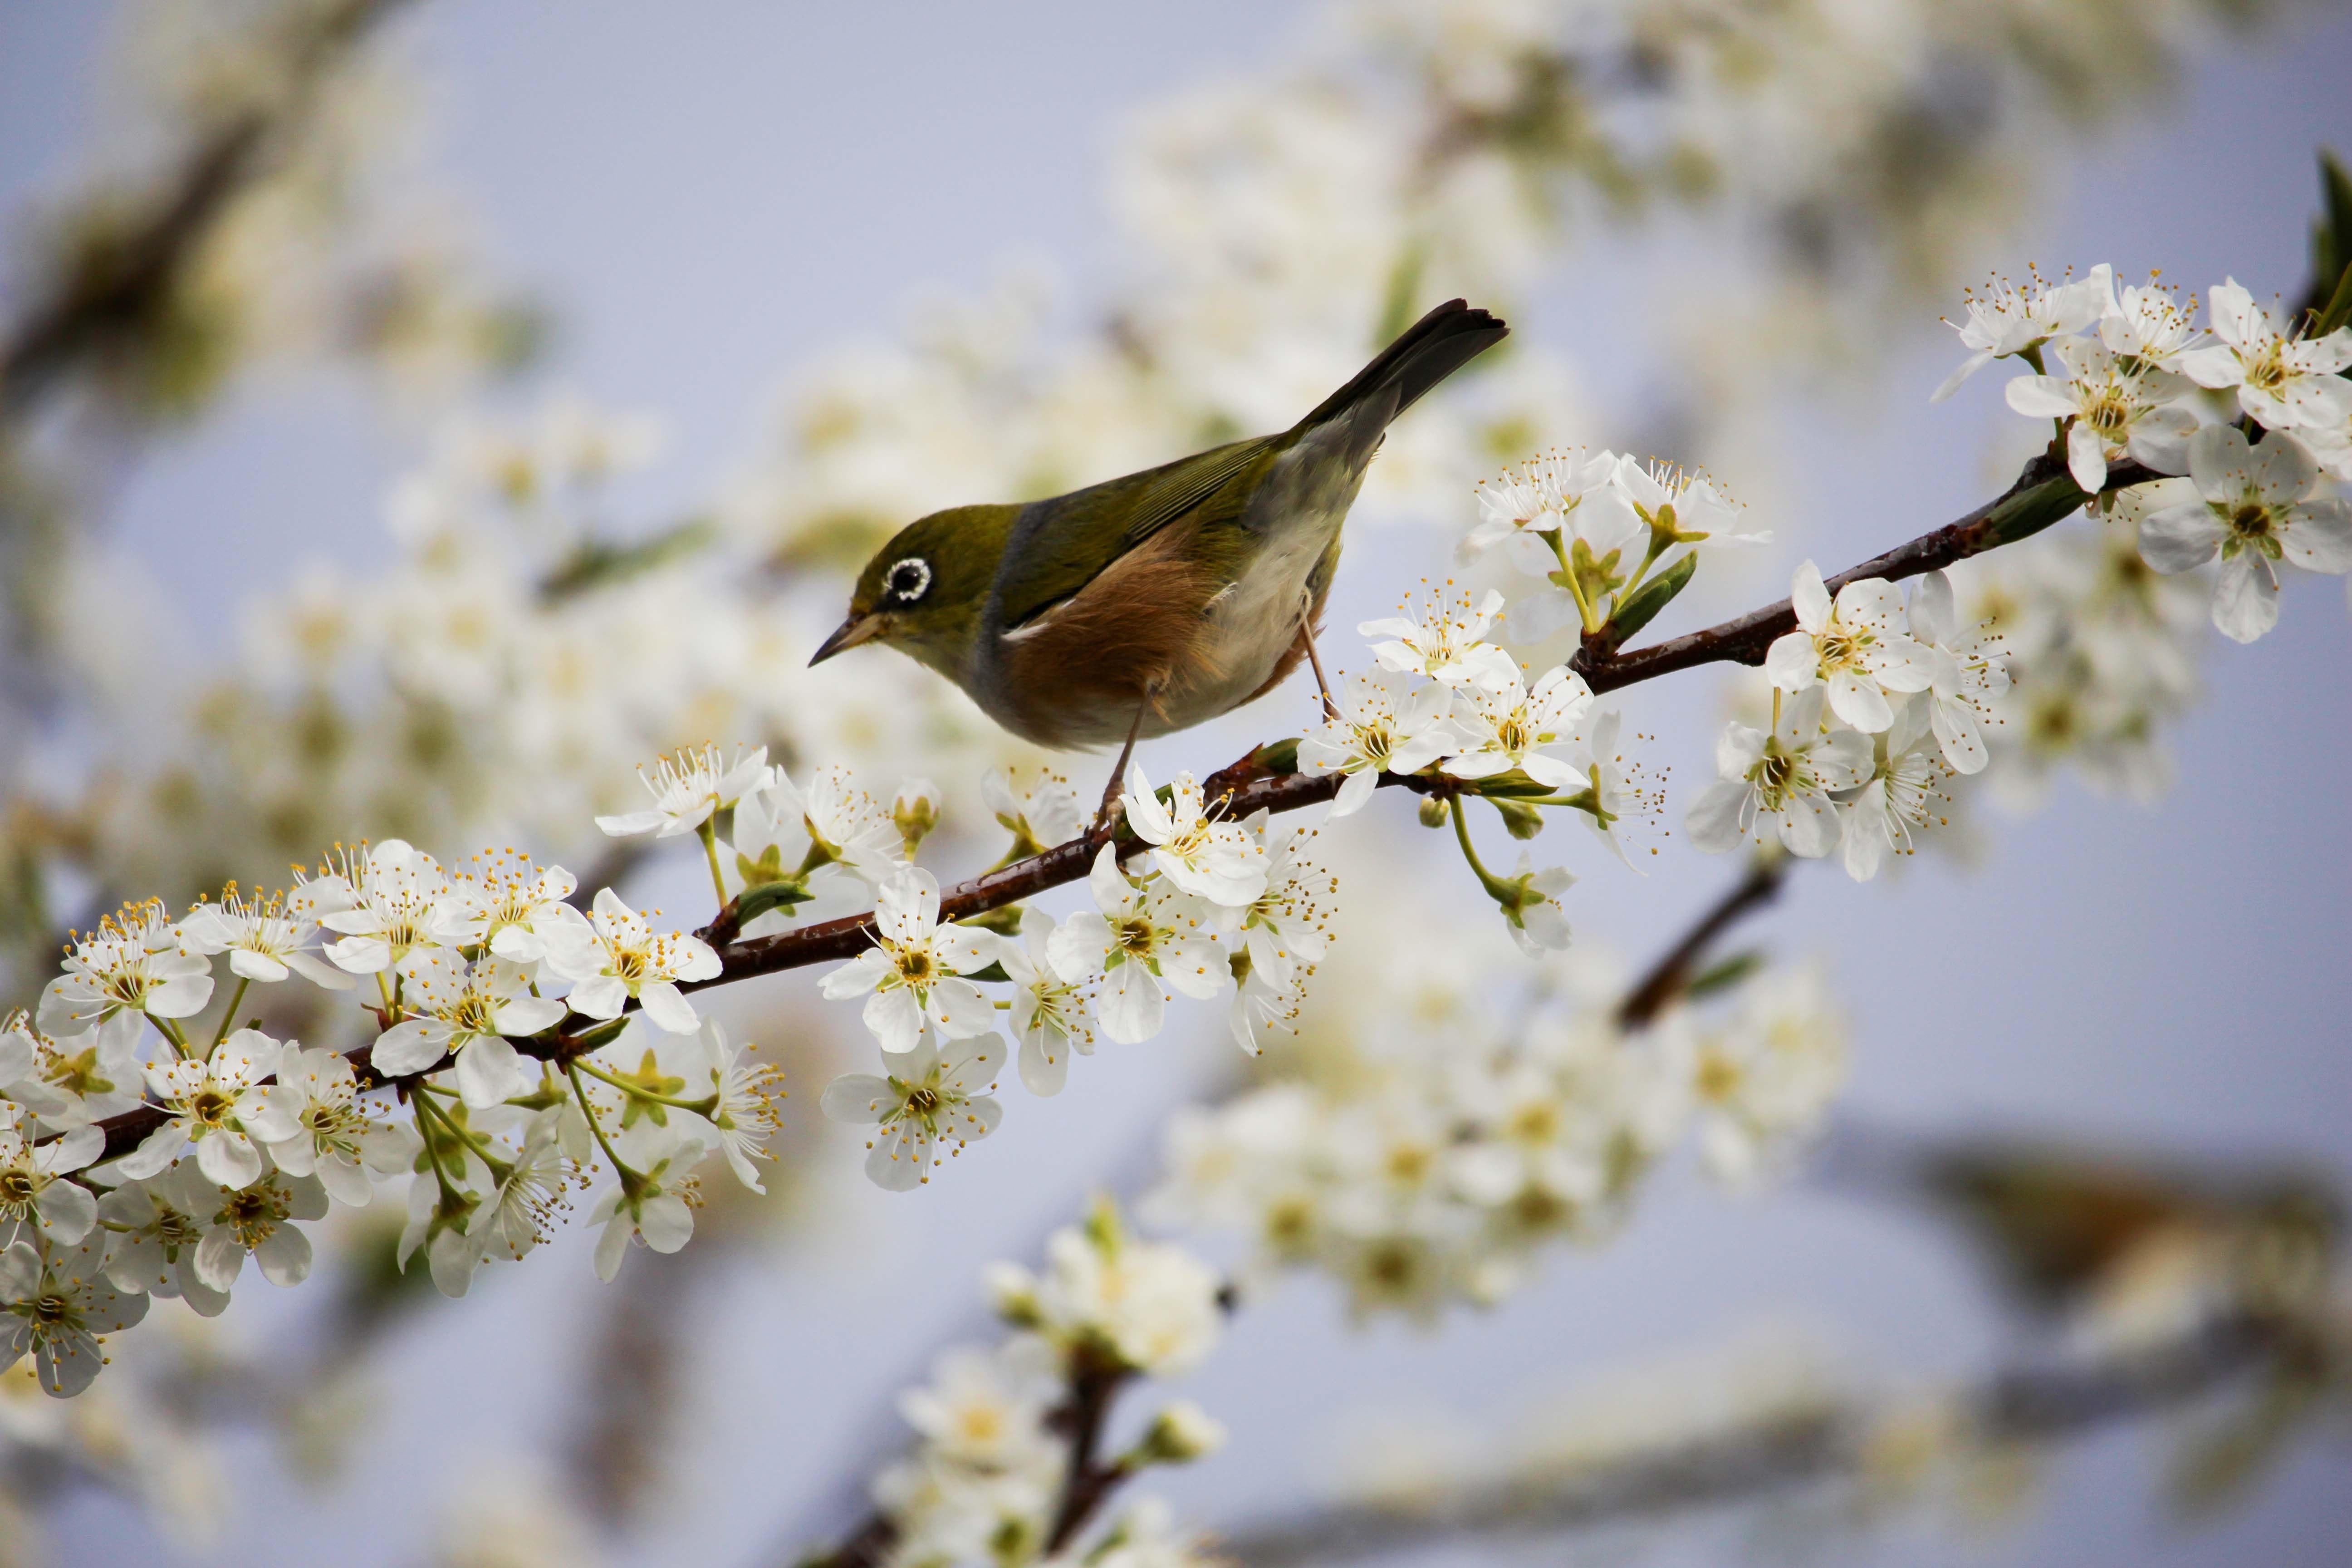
[955, 904, 1024, 940]
[1608, 551, 1698, 642]
[1686, 950, 1763, 1001]
[2312, 149, 2352, 335]
[537, 517, 718, 603]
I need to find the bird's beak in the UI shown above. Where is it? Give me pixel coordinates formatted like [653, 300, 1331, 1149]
[809, 612, 885, 666]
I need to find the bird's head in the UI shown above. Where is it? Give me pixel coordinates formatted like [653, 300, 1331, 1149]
[810, 504, 1018, 681]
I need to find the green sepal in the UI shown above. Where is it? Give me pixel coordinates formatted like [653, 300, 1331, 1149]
[1239, 737, 1300, 775]
[1980, 472, 2098, 549]
[1488, 796, 1546, 840]
[733, 877, 816, 927]
[1462, 767, 1555, 799]
[1686, 950, 1764, 1001]
[960, 960, 1012, 985]
[1608, 551, 1698, 643]
[568, 1016, 632, 1055]
[956, 904, 1025, 941]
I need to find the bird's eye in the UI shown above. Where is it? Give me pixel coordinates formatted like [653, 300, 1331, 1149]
[885, 557, 933, 604]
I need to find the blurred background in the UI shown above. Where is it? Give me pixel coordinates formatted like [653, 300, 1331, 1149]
[1, 2, 2347, 1565]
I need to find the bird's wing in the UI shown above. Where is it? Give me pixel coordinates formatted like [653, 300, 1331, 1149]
[995, 436, 1281, 631]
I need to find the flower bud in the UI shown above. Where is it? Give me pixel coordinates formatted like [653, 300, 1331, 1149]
[892, 779, 941, 856]
[1490, 797, 1545, 840]
[1417, 795, 1450, 829]
[1133, 1400, 1227, 1465]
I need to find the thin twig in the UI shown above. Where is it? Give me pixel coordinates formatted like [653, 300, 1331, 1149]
[1214, 1313, 2281, 1567]
[1616, 855, 1786, 1029]
[0, 0, 420, 419]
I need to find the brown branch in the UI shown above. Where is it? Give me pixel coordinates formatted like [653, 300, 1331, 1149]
[0, 0, 419, 418]
[1214, 1313, 2283, 1567]
[1615, 855, 1787, 1028]
[77, 451, 2123, 1175]
[1044, 1351, 1136, 1555]
[1573, 451, 2151, 689]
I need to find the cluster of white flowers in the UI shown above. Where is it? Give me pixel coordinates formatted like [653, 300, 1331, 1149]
[1948, 266, 2352, 642]
[0, 831, 787, 1396]
[850, 1201, 1226, 1568]
[1147, 952, 1845, 1322]
[1461, 448, 1769, 642]
[819, 769, 1333, 1189]
[1686, 564, 1997, 881]
[1298, 581, 1665, 950]
[1955, 498, 2210, 806]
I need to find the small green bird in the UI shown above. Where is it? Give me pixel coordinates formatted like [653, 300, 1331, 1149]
[811, 299, 1508, 760]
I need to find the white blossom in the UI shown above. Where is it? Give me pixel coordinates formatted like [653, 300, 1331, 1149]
[819, 867, 997, 1055]
[1836, 701, 1945, 882]
[38, 902, 213, 1044]
[262, 1045, 418, 1205]
[543, 888, 722, 1034]
[319, 840, 451, 978]
[115, 1029, 298, 1189]
[1615, 456, 1769, 550]
[0, 1238, 148, 1398]
[1048, 847, 1230, 1045]
[2097, 275, 2200, 368]
[1931, 264, 2112, 401]
[1359, 587, 1518, 691]
[982, 768, 1085, 858]
[585, 1134, 711, 1282]
[97, 1165, 234, 1316]
[1764, 562, 1935, 733]
[995, 908, 1095, 1097]
[986, 1207, 1222, 1377]
[1122, 764, 1267, 907]
[1905, 569, 2010, 775]
[1441, 665, 1593, 789]
[2002, 336, 2197, 493]
[372, 953, 565, 1106]
[470, 1116, 575, 1266]
[677, 1019, 783, 1193]
[1295, 668, 1456, 817]
[429, 854, 587, 963]
[0, 1112, 102, 1249]
[821, 1034, 1005, 1191]
[2137, 426, 2352, 642]
[1691, 964, 1847, 1189]
[595, 742, 774, 838]
[176, 885, 353, 990]
[897, 1344, 1057, 1471]
[181, 1168, 331, 1295]
[2178, 278, 2352, 432]
[1686, 687, 1873, 859]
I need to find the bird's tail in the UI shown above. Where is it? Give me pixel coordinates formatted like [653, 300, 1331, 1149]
[1292, 298, 1509, 442]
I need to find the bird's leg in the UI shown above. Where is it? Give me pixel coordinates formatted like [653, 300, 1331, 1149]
[1092, 697, 1150, 843]
[1296, 590, 1339, 721]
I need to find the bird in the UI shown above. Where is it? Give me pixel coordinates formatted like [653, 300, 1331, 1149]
[809, 298, 1509, 797]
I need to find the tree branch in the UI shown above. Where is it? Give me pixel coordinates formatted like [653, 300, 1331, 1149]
[76, 450, 2123, 1168]
[1214, 1313, 2282, 1567]
[0, 0, 419, 419]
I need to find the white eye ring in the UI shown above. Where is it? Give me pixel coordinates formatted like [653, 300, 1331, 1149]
[885, 557, 933, 603]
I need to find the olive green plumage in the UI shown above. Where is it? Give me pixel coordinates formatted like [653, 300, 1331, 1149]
[813, 299, 1509, 749]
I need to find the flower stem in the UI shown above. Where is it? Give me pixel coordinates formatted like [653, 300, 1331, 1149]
[208, 976, 250, 1053]
[698, 819, 730, 909]
[566, 1061, 640, 1183]
[1448, 796, 1511, 902]
[573, 1054, 719, 1113]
